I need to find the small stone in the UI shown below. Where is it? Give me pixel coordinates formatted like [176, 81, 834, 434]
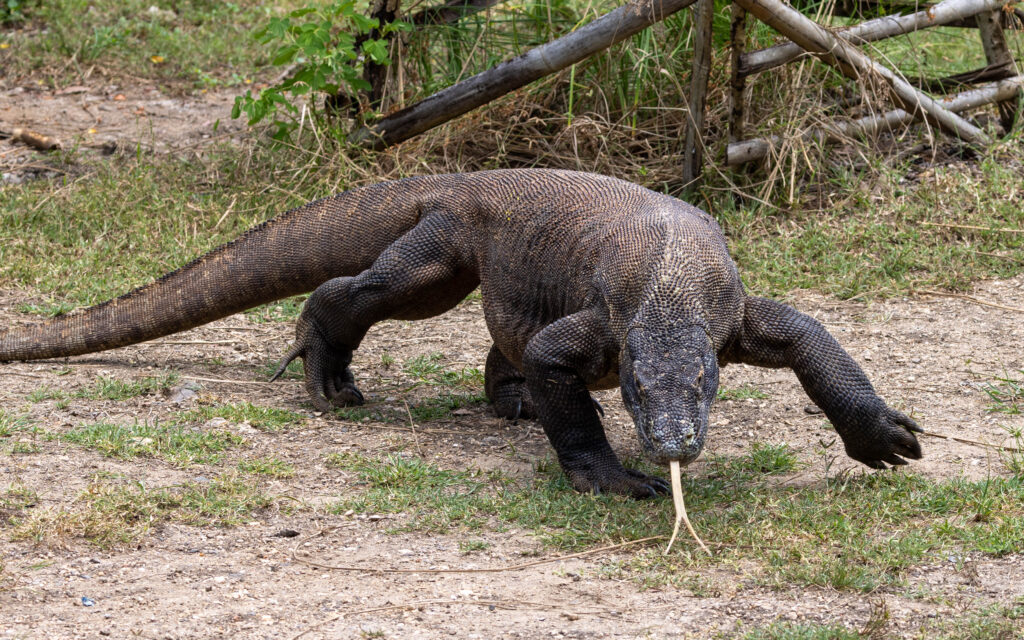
[804, 404, 823, 415]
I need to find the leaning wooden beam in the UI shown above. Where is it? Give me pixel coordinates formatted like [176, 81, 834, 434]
[976, 9, 1021, 130]
[738, 0, 1019, 77]
[734, 0, 991, 146]
[351, 0, 699, 149]
[683, 0, 715, 186]
[726, 76, 1023, 165]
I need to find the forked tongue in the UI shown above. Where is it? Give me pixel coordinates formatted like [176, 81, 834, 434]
[664, 460, 711, 556]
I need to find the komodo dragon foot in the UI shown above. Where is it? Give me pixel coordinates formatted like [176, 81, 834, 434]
[273, 315, 363, 412]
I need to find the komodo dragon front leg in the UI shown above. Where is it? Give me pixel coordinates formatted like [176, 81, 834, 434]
[522, 309, 670, 498]
[485, 345, 535, 420]
[274, 212, 478, 411]
[729, 297, 922, 468]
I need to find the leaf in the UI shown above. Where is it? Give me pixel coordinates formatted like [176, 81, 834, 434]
[271, 45, 298, 67]
[362, 39, 389, 65]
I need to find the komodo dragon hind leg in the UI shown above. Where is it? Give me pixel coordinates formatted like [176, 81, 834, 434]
[485, 345, 535, 420]
[730, 296, 922, 469]
[522, 310, 670, 499]
[276, 213, 477, 413]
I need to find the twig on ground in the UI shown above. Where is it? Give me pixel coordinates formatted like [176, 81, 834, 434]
[917, 289, 1024, 314]
[922, 221, 1024, 234]
[920, 430, 1024, 452]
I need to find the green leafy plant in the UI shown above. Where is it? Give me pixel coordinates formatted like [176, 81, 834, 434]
[232, 1, 410, 139]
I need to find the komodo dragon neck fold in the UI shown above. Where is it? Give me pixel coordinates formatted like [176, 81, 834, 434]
[1, 169, 922, 498]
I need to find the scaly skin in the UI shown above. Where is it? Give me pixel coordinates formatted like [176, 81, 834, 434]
[0, 169, 922, 497]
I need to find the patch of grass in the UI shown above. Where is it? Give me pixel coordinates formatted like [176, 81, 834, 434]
[0, 412, 34, 438]
[238, 456, 295, 478]
[715, 442, 802, 476]
[737, 622, 861, 640]
[247, 294, 307, 323]
[326, 449, 1024, 592]
[717, 384, 770, 401]
[261, 356, 304, 381]
[54, 421, 243, 467]
[179, 402, 304, 431]
[458, 539, 491, 553]
[983, 372, 1024, 415]
[2, 0, 283, 85]
[11, 473, 276, 548]
[403, 353, 484, 389]
[920, 603, 1024, 639]
[409, 393, 488, 421]
[0, 483, 39, 525]
[721, 156, 1024, 299]
[76, 373, 180, 401]
[5, 441, 41, 455]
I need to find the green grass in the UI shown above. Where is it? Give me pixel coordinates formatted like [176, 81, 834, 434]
[403, 353, 484, 389]
[717, 384, 770, 401]
[325, 449, 1024, 592]
[27, 373, 179, 405]
[408, 393, 488, 421]
[54, 421, 243, 467]
[984, 372, 1024, 415]
[0, 0, 290, 87]
[11, 473, 276, 548]
[737, 622, 861, 640]
[0, 412, 34, 438]
[179, 402, 305, 431]
[237, 456, 295, 478]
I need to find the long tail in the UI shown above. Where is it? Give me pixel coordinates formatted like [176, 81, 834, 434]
[0, 177, 440, 361]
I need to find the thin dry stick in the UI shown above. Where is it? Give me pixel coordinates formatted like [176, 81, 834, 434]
[917, 289, 1024, 314]
[402, 400, 424, 457]
[291, 534, 665, 575]
[180, 375, 297, 385]
[665, 460, 710, 555]
[922, 221, 1024, 234]
[921, 430, 1024, 452]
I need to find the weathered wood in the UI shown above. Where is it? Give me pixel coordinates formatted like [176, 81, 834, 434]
[350, 0, 700, 149]
[914, 60, 1015, 93]
[976, 9, 1021, 130]
[729, 3, 749, 143]
[683, 0, 715, 186]
[734, 0, 991, 146]
[726, 76, 1024, 165]
[410, 0, 503, 25]
[738, 0, 1019, 77]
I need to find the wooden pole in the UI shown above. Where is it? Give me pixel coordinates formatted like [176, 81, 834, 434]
[738, 0, 1019, 77]
[350, 0, 700, 149]
[726, 76, 1023, 164]
[975, 9, 1021, 131]
[729, 3, 749, 143]
[683, 0, 715, 186]
[734, 0, 991, 146]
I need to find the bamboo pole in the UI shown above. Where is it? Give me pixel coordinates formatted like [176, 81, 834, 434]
[733, 0, 991, 146]
[350, 0, 699, 149]
[726, 76, 1023, 165]
[738, 0, 1020, 77]
[683, 0, 715, 186]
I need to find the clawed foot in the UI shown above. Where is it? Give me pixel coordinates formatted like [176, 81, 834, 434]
[841, 404, 923, 470]
[566, 464, 670, 499]
[272, 316, 363, 412]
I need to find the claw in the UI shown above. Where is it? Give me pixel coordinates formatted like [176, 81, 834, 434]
[591, 482, 602, 496]
[513, 397, 522, 422]
[270, 343, 304, 381]
[592, 397, 605, 418]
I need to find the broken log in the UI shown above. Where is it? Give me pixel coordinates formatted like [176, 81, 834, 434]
[726, 75, 1023, 165]
[734, 0, 991, 146]
[350, 0, 699, 149]
[976, 9, 1021, 130]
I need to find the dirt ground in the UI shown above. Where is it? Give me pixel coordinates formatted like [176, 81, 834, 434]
[2, 85, 1024, 639]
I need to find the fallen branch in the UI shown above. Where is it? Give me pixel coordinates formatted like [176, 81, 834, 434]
[350, 0, 699, 149]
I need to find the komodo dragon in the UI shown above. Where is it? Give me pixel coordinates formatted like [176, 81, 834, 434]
[0, 169, 921, 497]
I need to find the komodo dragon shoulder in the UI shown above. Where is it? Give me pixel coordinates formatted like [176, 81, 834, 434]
[0, 169, 921, 497]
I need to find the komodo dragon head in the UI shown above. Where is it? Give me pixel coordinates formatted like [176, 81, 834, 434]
[619, 324, 719, 465]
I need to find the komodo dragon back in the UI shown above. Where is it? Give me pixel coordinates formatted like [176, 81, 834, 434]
[0, 178, 439, 361]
